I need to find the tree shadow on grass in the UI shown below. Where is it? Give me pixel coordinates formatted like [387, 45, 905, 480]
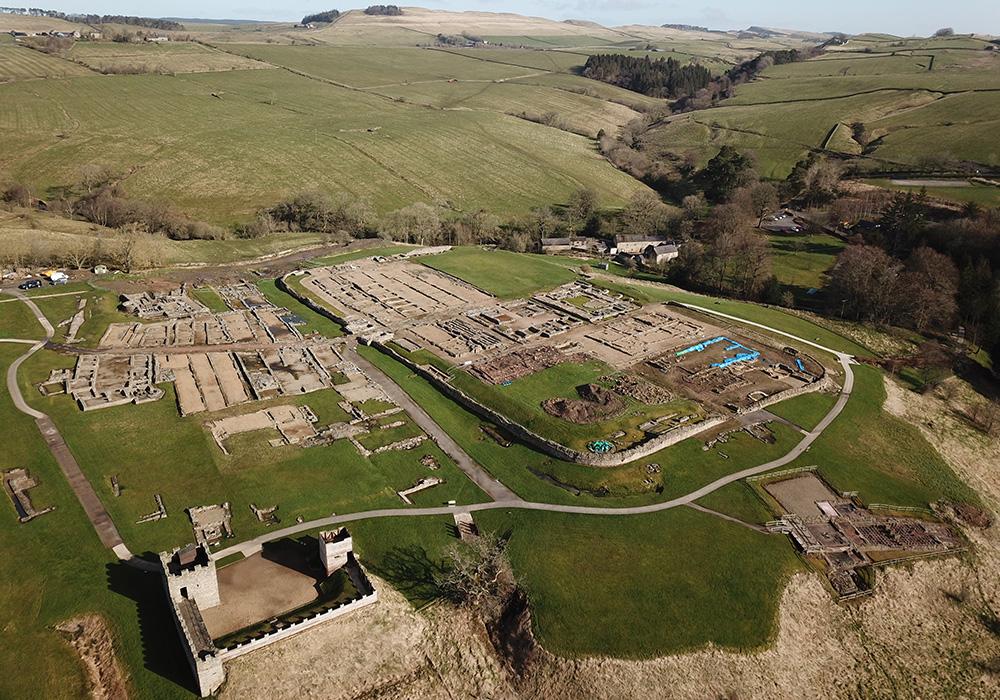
[105, 558, 196, 695]
[367, 543, 449, 606]
[769, 238, 845, 257]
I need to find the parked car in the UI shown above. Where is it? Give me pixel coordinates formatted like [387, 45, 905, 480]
[18, 279, 42, 290]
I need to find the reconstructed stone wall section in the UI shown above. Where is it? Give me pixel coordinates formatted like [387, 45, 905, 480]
[740, 375, 835, 418]
[279, 272, 350, 327]
[375, 343, 729, 467]
[218, 590, 378, 662]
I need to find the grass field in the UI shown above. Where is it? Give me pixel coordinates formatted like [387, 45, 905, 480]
[419, 247, 579, 297]
[229, 44, 529, 87]
[645, 38, 1000, 177]
[767, 390, 838, 431]
[0, 44, 93, 81]
[788, 364, 978, 508]
[477, 507, 803, 656]
[68, 41, 269, 74]
[0, 294, 45, 338]
[766, 230, 845, 297]
[0, 345, 192, 699]
[189, 285, 228, 313]
[0, 69, 648, 223]
[864, 179, 1000, 207]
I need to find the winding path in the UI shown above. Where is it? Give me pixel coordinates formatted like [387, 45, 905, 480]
[211, 305, 856, 561]
[4, 289, 855, 565]
[3, 291, 135, 562]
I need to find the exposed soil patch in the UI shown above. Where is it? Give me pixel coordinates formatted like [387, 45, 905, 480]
[55, 614, 129, 700]
[542, 383, 625, 424]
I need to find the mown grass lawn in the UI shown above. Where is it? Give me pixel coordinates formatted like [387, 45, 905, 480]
[0, 346, 192, 699]
[476, 507, 804, 657]
[0, 294, 44, 339]
[420, 247, 578, 298]
[189, 286, 229, 313]
[766, 231, 844, 293]
[767, 390, 838, 431]
[789, 364, 978, 508]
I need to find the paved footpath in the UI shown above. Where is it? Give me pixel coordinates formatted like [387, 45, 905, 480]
[347, 343, 518, 502]
[3, 291, 134, 560]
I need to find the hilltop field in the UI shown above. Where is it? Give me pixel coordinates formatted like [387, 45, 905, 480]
[0, 7, 823, 226]
[642, 34, 1000, 179]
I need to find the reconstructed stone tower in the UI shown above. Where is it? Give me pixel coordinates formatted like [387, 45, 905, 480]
[159, 544, 224, 696]
[319, 528, 353, 576]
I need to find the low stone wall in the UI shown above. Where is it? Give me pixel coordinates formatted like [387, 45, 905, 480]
[738, 375, 835, 418]
[219, 589, 378, 662]
[278, 271, 351, 328]
[374, 342, 727, 467]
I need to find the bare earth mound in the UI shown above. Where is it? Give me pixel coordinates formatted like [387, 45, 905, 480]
[542, 383, 625, 424]
[55, 615, 129, 700]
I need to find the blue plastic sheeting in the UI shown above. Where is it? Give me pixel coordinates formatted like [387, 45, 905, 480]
[675, 336, 727, 356]
[711, 351, 760, 368]
[724, 342, 748, 351]
[795, 358, 806, 372]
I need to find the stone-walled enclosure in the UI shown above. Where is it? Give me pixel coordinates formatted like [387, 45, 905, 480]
[160, 532, 377, 697]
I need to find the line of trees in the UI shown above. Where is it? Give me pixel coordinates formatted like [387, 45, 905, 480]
[301, 9, 339, 24]
[363, 5, 401, 16]
[582, 54, 712, 98]
[0, 7, 183, 30]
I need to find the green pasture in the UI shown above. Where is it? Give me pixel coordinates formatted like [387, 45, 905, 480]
[189, 286, 228, 313]
[864, 179, 1000, 207]
[0, 70, 647, 224]
[0, 44, 92, 81]
[477, 507, 803, 657]
[229, 44, 529, 87]
[766, 230, 845, 294]
[374, 79, 639, 137]
[420, 246, 579, 297]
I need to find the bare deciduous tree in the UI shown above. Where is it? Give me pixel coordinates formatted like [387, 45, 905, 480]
[435, 532, 514, 620]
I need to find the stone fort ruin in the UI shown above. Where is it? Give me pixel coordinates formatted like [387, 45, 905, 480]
[160, 528, 377, 697]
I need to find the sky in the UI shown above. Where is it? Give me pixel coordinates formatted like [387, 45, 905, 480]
[20, 1, 1000, 36]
